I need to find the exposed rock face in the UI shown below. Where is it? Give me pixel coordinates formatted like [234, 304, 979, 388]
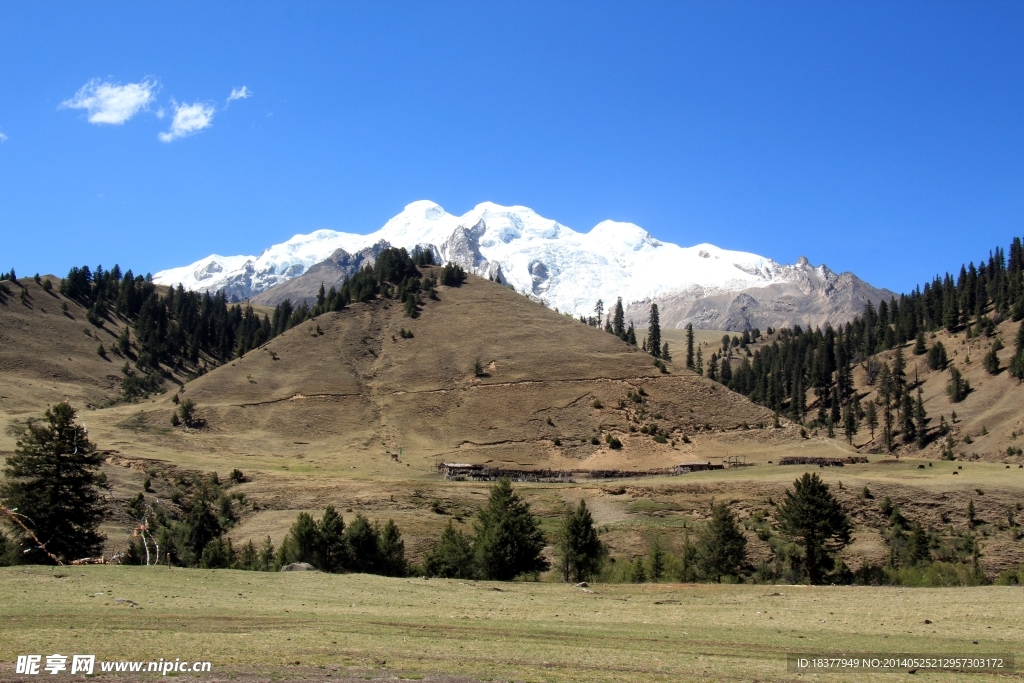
[624, 260, 894, 331]
[251, 241, 390, 306]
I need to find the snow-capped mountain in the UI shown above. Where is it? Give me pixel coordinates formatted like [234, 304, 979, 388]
[154, 200, 890, 329]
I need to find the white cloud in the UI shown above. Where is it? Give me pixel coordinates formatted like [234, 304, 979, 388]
[158, 102, 215, 142]
[0, 132, 7, 143]
[61, 79, 157, 124]
[227, 86, 251, 102]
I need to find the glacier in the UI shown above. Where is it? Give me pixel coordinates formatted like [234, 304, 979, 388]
[154, 200, 835, 319]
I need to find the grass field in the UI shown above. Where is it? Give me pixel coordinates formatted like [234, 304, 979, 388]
[2, 565, 1022, 682]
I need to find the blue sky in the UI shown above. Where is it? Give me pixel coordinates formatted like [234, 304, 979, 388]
[1, 2, 1022, 293]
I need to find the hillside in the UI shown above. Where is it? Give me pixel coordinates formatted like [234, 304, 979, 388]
[851, 322, 1024, 462]
[89, 269, 786, 474]
[0, 276, 143, 419]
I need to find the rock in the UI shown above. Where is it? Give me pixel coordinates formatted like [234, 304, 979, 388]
[575, 582, 589, 588]
[281, 562, 317, 572]
[114, 598, 138, 606]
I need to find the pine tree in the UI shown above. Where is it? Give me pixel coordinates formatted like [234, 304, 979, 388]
[707, 352, 718, 381]
[843, 402, 858, 444]
[685, 323, 695, 369]
[612, 298, 625, 337]
[647, 536, 666, 582]
[423, 520, 475, 578]
[913, 330, 927, 355]
[344, 513, 383, 574]
[914, 387, 928, 448]
[694, 501, 747, 582]
[983, 338, 1003, 375]
[378, 519, 407, 577]
[695, 346, 703, 375]
[281, 512, 319, 566]
[554, 500, 606, 583]
[316, 505, 348, 572]
[473, 478, 548, 580]
[947, 366, 970, 403]
[906, 522, 930, 566]
[647, 303, 660, 356]
[0, 402, 108, 563]
[900, 389, 916, 444]
[661, 342, 671, 361]
[776, 473, 852, 584]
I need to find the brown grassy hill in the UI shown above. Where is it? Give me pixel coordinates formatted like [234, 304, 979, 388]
[91, 271, 786, 475]
[0, 276, 138, 421]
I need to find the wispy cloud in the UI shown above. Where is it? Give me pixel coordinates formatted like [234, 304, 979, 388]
[227, 86, 251, 102]
[61, 79, 157, 124]
[158, 102, 215, 142]
[0, 131, 7, 143]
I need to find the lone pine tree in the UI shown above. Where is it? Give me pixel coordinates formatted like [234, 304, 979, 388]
[0, 401, 108, 563]
[473, 477, 548, 580]
[647, 303, 661, 358]
[555, 500, 606, 583]
[694, 501, 747, 582]
[685, 323, 695, 368]
[776, 473, 851, 584]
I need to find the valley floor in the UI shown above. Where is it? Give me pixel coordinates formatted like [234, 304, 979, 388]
[2, 566, 1023, 682]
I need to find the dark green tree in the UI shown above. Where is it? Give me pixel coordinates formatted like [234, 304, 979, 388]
[983, 338, 1003, 375]
[647, 304, 661, 357]
[423, 520, 475, 578]
[775, 473, 852, 584]
[280, 512, 319, 566]
[1010, 322, 1024, 381]
[685, 323, 695, 369]
[946, 366, 970, 403]
[900, 389, 916, 444]
[316, 505, 348, 572]
[554, 500, 606, 583]
[913, 330, 927, 355]
[843, 402, 858, 444]
[473, 478, 548, 580]
[906, 522, 930, 566]
[865, 401, 878, 440]
[914, 387, 928, 448]
[694, 501, 747, 582]
[378, 519, 407, 577]
[647, 536, 666, 582]
[344, 513, 382, 574]
[928, 341, 948, 371]
[0, 402, 108, 563]
[612, 297, 625, 337]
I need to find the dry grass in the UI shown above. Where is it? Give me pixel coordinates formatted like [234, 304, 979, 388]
[2, 565, 1023, 682]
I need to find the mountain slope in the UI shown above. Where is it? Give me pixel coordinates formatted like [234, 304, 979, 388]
[627, 257, 893, 331]
[154, 201, 892, 329]
[89, 270, 796, 476]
